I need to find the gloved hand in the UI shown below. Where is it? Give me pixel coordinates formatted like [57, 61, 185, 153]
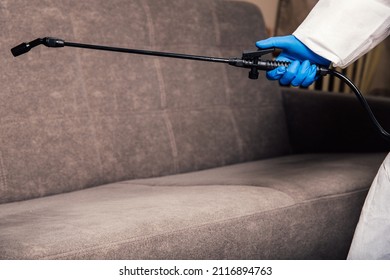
[255, 35, 330, 87]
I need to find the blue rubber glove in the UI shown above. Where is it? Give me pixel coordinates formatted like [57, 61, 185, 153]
[255, 35, 331, 87]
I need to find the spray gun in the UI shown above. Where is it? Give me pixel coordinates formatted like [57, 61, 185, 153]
[11, 37, 390, 142]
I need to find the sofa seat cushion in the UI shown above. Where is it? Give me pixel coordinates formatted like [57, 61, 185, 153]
[0, 153, 386, 260]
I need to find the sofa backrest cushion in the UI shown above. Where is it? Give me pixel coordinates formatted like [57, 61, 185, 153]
[0, 0, 289, 203]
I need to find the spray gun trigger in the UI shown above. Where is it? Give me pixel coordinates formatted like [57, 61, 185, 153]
[242, 48, 274, 60]
[241, 48, 274, 79]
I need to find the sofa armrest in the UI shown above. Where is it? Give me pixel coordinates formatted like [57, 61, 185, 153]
[282, 88, 390, 153]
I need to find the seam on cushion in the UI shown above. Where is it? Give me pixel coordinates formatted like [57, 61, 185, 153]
[141, 1, 166, 109]
[302, 187, 369, 203]
[68, 13, 104, 177]
[123, 181, 372, 204]
[228, 112, 244, 160]
[163, 112, 179, 172]
[153, 58, 167, 108]
[140, 1, 155, 50]
[141, 1, 179, 173]
[210, 2, 243, 160]
[42, 188, 368, 259]
[210, 1, 221, 48]
[210, 1, 230, 105]
[0, 150, 8, 193]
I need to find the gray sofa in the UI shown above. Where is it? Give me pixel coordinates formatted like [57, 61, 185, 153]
[1, 0, 389, 260]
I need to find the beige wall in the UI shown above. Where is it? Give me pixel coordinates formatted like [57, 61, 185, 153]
[241, 0, 279, 35]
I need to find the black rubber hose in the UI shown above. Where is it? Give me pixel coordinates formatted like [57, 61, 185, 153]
[327, 69, 390, 142]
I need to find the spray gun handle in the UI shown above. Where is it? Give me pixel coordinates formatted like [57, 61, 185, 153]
[256, 60, 330, 77]
[229, 48, 329, 79]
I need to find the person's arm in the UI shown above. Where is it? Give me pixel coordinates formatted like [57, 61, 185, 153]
[256, 0, 390, 87]
[293, 0, 390, 68]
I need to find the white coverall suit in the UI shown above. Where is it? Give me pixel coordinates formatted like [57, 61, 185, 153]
[292, 0, 390, 259]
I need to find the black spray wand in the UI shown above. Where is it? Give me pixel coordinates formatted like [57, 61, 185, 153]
[10, 37, 390, 141]
[11, 37, 329, 79]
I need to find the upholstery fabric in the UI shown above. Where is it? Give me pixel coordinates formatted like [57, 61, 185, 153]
[0, 153, 385, 259]
[282, 88, 390, 153]
[0, 0, 289, 203]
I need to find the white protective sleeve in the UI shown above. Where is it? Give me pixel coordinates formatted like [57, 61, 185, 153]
[347, 153, 390, 259]
[293, 0, 390, 68]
